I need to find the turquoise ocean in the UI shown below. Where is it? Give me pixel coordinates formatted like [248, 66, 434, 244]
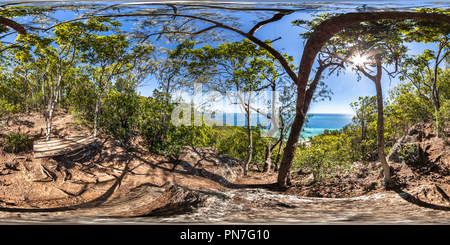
[300, 113, 354, 139]
[214, 113, 354, 140]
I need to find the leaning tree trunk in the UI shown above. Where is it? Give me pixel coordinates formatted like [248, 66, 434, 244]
[263, 142, 272, 173]
[274, 129, 284, 171]
[277, 11, 450, 188]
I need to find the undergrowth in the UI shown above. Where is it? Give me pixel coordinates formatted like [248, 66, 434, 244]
[3, 131, 33, 153]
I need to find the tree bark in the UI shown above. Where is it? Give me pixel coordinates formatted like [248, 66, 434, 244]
[244, 110, 252, 176]
[274, 129, 284, 171]
[45, 88, 59, 141]
[277, 11, 450, 188]
[0, 16, 26, 35]
[374, 79, 392, 185]
[263, 142, 271, 173]
[372, 55, 392, 185]
[93, 91, 101, 137]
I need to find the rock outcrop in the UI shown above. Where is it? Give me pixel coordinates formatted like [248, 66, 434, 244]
[173, 146, 244, 186]
[387, 126, 424, 164]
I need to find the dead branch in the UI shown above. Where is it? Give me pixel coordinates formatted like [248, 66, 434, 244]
[61, 169, 71, 183]
[32, 178, 52, 182]
[93, 162, 132, 174]
[19, 161, 29, 171]
[67, 180, 85, 185]
[39, 164, 55, 181]
[106, 173, 121, 191]
[53, 187, 87, 197]
[264, 37, 282, 44]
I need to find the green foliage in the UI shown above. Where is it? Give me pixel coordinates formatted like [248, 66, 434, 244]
[133, 89, 273, 162]
[293, 129, 353, 180]
[99, 81, 140, 145]
[136, 90, 180, 155]
[203, 125, 271, 165]
[440, 99, 450, 129]
[0, 99, 22, 120]
[1, 8, 450, 184]
[3, 131, 33, 153]
[385, 82, 433, 138]
[399, 144, 419, 163]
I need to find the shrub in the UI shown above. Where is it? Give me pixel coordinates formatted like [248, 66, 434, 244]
[0, 99, 22, 121]
[99, 87, 139, 145]
[3, 131, 33, 153]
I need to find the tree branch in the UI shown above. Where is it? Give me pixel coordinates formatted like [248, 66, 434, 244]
[248, 11, 294, 36]
[44, 12, 299, 86]
[0, 44, 20, 53]
[264, 37, 282, 43]
[357, 64, 377, 81]
[141, 24, 220, 43]
[0, 16, 26, 35]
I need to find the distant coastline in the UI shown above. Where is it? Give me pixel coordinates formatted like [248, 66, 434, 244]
[301, 113, 354, 139]
[212, 112, 354, 140]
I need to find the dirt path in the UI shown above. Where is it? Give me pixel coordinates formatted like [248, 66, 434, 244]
[0, 185, 449, 224]
[1, 112, 450, 224]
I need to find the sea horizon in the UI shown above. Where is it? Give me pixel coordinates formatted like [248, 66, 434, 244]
[211, 112, 354, 140]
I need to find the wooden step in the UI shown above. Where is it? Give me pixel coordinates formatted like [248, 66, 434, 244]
[33, 135, 97, 158]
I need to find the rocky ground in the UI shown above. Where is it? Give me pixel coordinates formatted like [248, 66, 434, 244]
[0, 112, 450, 224]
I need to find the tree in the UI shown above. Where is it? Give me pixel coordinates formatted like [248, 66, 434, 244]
[79, 18, 154, 137]
[350, 96, 377, 158]
[294, 15, 408, 185]
[20, 3, 450, 187]
[172, 39, 285, 175]
[149, 47, 185, 100]
[399, 10, 450, 136]
[385, 81, 432, 144]
[15, 20, 89, 141]
[65, 64, 98, 123]
[273, 11, 450, 188]
[120, 9, 450, 187]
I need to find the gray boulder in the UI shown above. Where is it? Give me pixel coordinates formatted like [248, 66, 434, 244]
[173, 146, 243, 186]
[387, 127, 424, 164]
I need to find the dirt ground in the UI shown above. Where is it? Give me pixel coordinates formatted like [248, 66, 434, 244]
[0, 111, 450, 222]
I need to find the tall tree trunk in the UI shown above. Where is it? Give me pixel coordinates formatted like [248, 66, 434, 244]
[361, 114, 365, 157]
[93, 91, 101, 137]
[45, 89, 59, 141]
[46, 106, 54, 141]
[244, 111, 252, 176]
[58, 85, 61, 112]
[374, 79, 392, 186]
[364, 54, 392, 186]
[432, 92, 441, 137]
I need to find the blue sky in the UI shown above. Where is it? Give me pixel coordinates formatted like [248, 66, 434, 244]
[3, 1, 444, 115]
[133, 4, 440, 115]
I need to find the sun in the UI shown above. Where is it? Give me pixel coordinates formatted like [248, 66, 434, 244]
[352, 55, 367, 67]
